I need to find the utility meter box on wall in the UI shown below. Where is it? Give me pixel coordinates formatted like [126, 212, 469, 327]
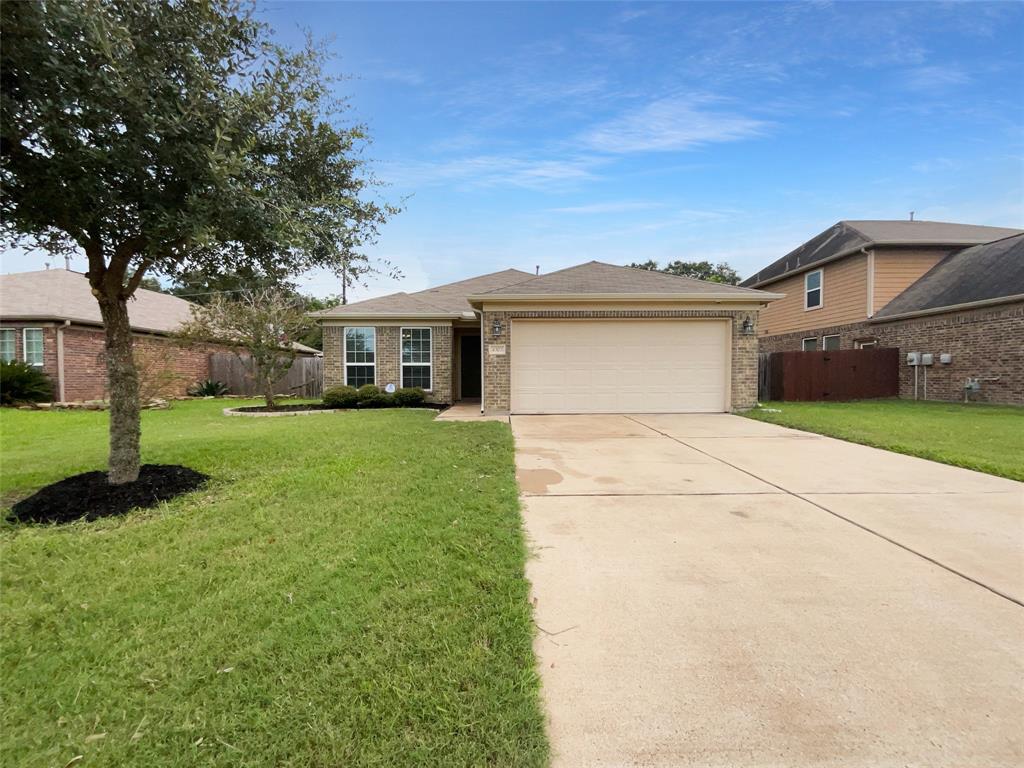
[940, 353, 953, 364]
[906, 352, 920, 366]
[921, 353, 934, 366]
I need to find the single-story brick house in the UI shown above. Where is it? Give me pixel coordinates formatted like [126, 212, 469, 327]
[0, 268, 219, 401]
[313, 261, 780, 414]
[741, 221, 1024, 404]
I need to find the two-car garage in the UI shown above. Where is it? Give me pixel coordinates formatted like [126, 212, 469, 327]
[510, 319, 730, 414]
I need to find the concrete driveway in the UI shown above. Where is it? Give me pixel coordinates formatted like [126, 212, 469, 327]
[514, 414, 1024, 767]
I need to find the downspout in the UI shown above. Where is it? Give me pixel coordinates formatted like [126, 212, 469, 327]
[861, 246, 875, 318]
[479, 311, 485, 414]
[56, 320, 70, 401]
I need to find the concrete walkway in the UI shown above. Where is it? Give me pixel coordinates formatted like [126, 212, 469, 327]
[515, 413, 1024, 767]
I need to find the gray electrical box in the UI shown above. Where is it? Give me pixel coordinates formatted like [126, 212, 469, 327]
[906, 352, 920, 366]
[940, 353, 952, 364]
[965, 377, 981, 391]
[921, 353, 934, 366]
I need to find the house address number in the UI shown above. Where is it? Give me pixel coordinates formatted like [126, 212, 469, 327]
[488, 344, 506, 356]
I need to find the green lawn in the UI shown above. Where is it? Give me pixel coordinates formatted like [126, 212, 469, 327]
[746, 399, 1024, 481]
[0, 401, 548, 767]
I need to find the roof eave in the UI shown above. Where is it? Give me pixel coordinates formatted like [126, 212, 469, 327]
[313, 312, 463, 322]
[0, 314, 179, 335]
[869, 293, 1024, 323]
[467, 292, 782, 306]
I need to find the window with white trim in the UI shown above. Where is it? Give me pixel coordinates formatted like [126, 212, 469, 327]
[23, 328, 44, 366]
[401, 327, 432, 390]
[855, 339, 877, 349]
[344, 327, 375, 387]
[0, 329, 15, 362]
[822, 334, 840, 351]
[801, 337, 818, 352]
[804, 269, 822, 310]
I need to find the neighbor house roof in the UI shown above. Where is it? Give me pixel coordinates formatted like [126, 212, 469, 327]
[470, 261, 777, 303]
[312, 268, 535, 319]
[871, 233, 1024, 321]
[0, 268, 195, 334]
[740, 220, 1023, 288]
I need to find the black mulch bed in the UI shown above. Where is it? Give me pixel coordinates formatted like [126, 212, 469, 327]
[9, 464, 209, 525]
[231, 403, 446, 413]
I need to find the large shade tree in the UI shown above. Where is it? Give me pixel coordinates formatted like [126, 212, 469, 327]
[1, 0, 395, 483]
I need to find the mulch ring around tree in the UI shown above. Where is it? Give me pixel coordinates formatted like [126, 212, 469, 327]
[8, 464, 209, 525]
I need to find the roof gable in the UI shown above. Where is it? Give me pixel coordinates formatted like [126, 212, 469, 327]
[0, 269, 195, 333]
[741, 220, 1023, 288]
[873, 233, 1024, 319]
[476, 261, 769, 298]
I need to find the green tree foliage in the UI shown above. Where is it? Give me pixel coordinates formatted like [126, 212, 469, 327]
[628, 259, 741, 285]
[1, 0, 395, 482]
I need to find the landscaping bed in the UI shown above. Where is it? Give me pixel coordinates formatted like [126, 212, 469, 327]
[9, 464, 208, 524]
[746, 399, 1024, 481]
[0, 400, 546, 766]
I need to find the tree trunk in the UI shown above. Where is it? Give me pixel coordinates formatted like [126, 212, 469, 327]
[98, 296, 141, 484]
[263, 373, 276, 409]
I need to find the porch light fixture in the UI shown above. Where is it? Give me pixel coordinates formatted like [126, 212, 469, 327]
[741, 316, 754, 335]
[491, 318, 503, 337]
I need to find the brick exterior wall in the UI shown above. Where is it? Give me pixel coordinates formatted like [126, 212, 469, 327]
[0, 322, 215, 401]
[757, 301, 1024, 404]
[481, 309, 760, 413]
[321, 324, 454, 404]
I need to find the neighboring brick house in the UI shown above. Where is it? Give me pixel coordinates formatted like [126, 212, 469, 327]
[313, 262, 780, 414]
[0, 268, 216, 401]
[741, 221, 1024, 404]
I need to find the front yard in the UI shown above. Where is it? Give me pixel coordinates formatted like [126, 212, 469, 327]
[0, 402, 547, 766]
[746, 399, 1024, 481]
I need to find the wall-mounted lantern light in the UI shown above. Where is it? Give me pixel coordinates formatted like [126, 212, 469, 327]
[741, 316, 754, 336]
[491, 318, 504, 337]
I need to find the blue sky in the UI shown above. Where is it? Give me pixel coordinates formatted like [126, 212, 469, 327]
[5, 2, 1023, 300]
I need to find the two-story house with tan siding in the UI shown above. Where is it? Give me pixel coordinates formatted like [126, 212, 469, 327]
[741, 221, 1024, 404]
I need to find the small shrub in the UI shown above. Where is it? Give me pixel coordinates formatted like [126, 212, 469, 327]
[0, 361, 54, 405]
[187, 379, 229, 397]
[322, 385, 358, 408]
[356, 384, 393, 408]
[393, 387, 426, 407]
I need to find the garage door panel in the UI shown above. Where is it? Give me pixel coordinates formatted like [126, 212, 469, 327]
[511, 320, 728, 414]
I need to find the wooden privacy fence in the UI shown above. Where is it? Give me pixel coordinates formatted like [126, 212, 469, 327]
[759, 347, 899, 402]
[208, 353, 323, 399]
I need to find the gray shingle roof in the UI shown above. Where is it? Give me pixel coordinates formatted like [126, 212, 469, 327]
[0, 268, 195, 333]
[313, 268, 534, 318]
[475, 261, 770, 298]
[872, 233, 1024, 320]
[740, 220, 1023, 288]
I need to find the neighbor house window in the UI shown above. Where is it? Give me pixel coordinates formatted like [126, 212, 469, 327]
[855, 339, 877, 349]
[822, 334, 840, 351]
[0, 329, 15, 362]
[22, 328, 43, 366]
[344, 327, 375, 387]
[804, 269, 822, 310]
[401, 327, 432, 390]
[802, 337, 818, 352]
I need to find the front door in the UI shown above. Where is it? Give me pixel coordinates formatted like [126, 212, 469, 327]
[460, 335, 481, 399]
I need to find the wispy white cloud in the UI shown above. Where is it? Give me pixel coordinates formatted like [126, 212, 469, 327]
[581, 97, 770, 153]
[904, 65, 971, 91]
[911, 157, 958, 174]
[384, 154, 603, 191]
[546, 201, 666, 214]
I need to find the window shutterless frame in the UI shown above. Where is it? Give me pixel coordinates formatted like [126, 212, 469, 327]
[822, 334, 840, 351]
[344, 327, 376, 387]
[801, 336, 818, 352]
[22, 328, 44, 366]
[399, 327, 432, 391]
[804, 269, 823, 310]
[0, 328, 15, 362]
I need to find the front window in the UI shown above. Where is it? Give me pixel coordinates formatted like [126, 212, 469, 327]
[805, 270, 822, 310]
[822, 334, 840, 351]
[855, 339, 877, 349]
[0, 329, 15, 362]
[802, 337, 818, 352]
[345, 327, 375, 387]
[23, 328, 43, 366]
[401, 327, 432, 390]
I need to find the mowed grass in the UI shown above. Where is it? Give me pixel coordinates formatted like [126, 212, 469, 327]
[0, 401, 548, 767]
[746, 399, 1024, 481]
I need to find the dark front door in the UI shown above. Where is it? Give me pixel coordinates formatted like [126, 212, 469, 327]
[460, 335, 481, 399]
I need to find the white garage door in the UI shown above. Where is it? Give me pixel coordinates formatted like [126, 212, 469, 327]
[511, 319, 729, 414]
